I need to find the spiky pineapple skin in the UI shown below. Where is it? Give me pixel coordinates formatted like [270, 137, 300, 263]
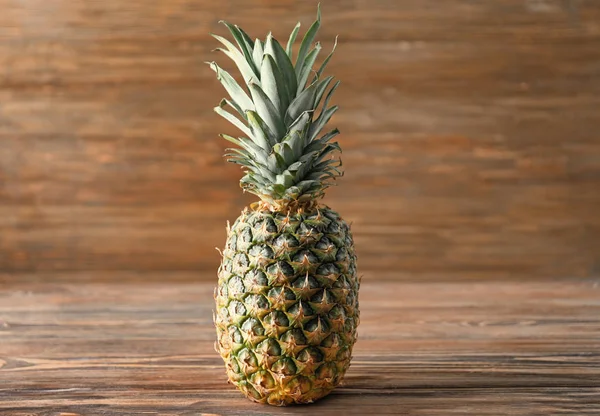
[215, 206, 359, 406]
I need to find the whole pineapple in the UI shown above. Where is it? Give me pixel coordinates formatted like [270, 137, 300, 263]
[210, 7, 359, 406]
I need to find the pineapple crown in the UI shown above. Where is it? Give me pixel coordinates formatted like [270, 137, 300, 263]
[209, 5, 342, 211]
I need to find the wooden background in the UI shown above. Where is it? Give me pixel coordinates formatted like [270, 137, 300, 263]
[1, 0, 599, 280]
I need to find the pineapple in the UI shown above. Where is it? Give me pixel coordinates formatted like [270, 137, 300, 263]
[210, 6, 359, 406]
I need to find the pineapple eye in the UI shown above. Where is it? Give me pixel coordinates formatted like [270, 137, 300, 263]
[344, 234, 353, 246]
[218, 285, 229, 298]
[267, 286, 296, 302]
[256, 338, 281, 356]
[223, 261, 233, 273]
[237, 348, 258, 368]
[327, 304, 345, 321]
[297, 347, 323, 363]
[348, 263, 357, 277]
[249, 244, 274, 259]
[228, 326, 243, 344]
[243, 269, 268, 289]
[297, 222, 318, 237]
[227, 233, 237, 251]
[254, 217, 277, 233]
[315, 236, 333, 250]
[227, 276, 245, 298]
[316, 363, 336, 380]
[323, 210, 340, 221]
[320, 333, 341, 348]
[267, 261, 295, 278]
[316, 263, 340, 278]
[240, 227, 253, 243]
[280, 328, 307, 346]
[291, 274, 319, 290]
[228, 356, 241, 374]
[272, 234, 300, 249]
[263, 310, 289, 327]
[234, 253, 249, 269]
[271, 357, 297, 376]
[332, 275, 351, 290]
[337, 346, 351, 361]
[287, 301, 314, 318]
[242, 383, 262, 400]
[305, 210, 332, 227]
[285, 376, 312, 395]
[346, 291, 356, 306]
[343, 317, 356, 334]
[241, 317, 265, 336]
[309, 289, 334, 305]
[291, 249, 318, 264]
[244, 294, 270, 312]
[326, 221, 340, 234]
[215, 307, 230, 326]
[250, 371, 276, 389]
[228, 300, 247, 318]
[304, 316, 329, 333]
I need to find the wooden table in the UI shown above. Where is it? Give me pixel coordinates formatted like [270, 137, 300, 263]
[1, 275, 598, 415]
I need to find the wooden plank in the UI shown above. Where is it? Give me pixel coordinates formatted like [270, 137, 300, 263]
[2, 38, 600, 92]
[1, 388, 598, 415]
[1, 128, 598, 276]
[1, 0, 599, 276]
[0, 277, 599, 414]
[1, 0, 599, 42]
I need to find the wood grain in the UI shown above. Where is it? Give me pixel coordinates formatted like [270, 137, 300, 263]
[1, 0, 599, 278]
[1, 275, 599, 414]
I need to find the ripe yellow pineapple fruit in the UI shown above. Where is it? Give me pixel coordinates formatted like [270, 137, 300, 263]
[210, 6, 359, 406]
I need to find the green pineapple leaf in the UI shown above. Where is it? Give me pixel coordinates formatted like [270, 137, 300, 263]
[313, 36, 338, 83]
[260, 54, 289, 118]
[211, 34, 257, 84]
[210, 6, 343, 205]
[295, 4, 321, 76]
[246, 110, 277, 150]
[208, 62, 254, 113]
[252, 38, 264, 70]
[214, 101, 253, 138]
[248, 82, 286, 140]
[219, 21, 259, 76]
[264, 34, 298, 100]
[296, 42, 322, 94]
[286, 22, 301, 59]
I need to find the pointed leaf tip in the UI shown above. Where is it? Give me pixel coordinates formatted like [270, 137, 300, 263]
[286, 22, 301, 58]
[295, 6, 321, 76]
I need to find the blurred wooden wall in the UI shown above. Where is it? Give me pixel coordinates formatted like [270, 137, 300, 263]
[1, 0, 599, 280]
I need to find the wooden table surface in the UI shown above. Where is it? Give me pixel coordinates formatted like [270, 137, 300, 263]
[1, 274, 598, 415]
[2, 0, 599, 280]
